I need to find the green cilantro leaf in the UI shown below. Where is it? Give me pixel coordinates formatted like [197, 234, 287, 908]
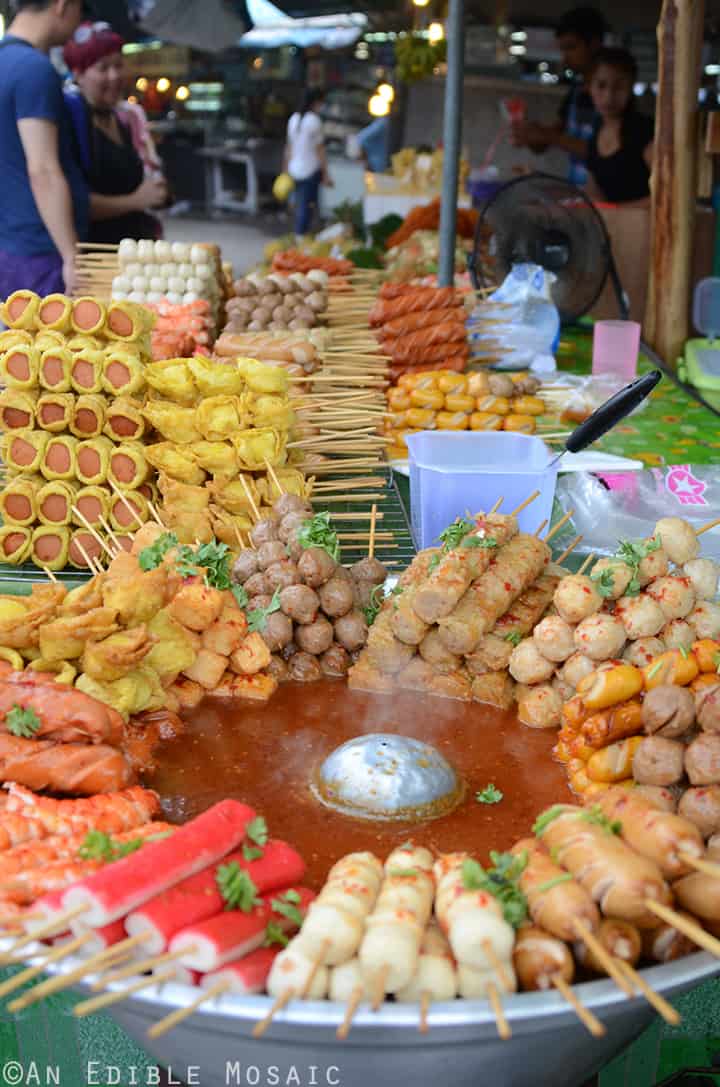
[247, 587, 282, 633]
[138, 531, 178, 571]
[77, 829, 155, 863]
[242, 845, 264, 861]
[232, 584, 249, 609]
[246, 816, 268, 847]
[428, 552, 442, 573]
[271, 891, 305, 928]
[463, 535, 498, 550]
[580, 805, 622, 835]
[504, 631, 522, 647]
[216, 862, 262, 912]
[476, 784, 503, 805]
[263, 921, 290, 948]
[297, 512, 340, 561]
[437, 517, 475, 551]
[590, 567, 618, 599]
[363, 583, 387, 627]
[5, 704, 41, 739]
[535, 874, 574, 894]
[460, 853, 528, 928]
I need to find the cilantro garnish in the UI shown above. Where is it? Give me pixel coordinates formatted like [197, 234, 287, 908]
[297, 512, 340, 561]
[580, 805, 622, 835]
[216, 862, 262, 912]
[247, 587, 282, 633]
[263, 921, 289, 948]
[591, 567, 618, 599]
[193, 540, 233, 590]
[504, 631, 522, 648]
[428, 552, 442, 573]
[463, 536, 498, 550]
[5, 704, 41, 739]
[271, 890, 305, 929]
[77, 829, 154, 863]
[437, 517, 475, 551]
[476, 784, 503, 805]
[241, 816, 268, 861]
[363, 583, 387, 627]
[232, 584, 249, 609]
[535, 874, 574, 894]
[461, 852, 528, 928]
[138, 531, 178, 571]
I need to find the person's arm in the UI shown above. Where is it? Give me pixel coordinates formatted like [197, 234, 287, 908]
[89, 175, 167, 221]
[512, 118, 589, 159]
[318, 142, 332, 186]
[17, 118, 78, 293]
[643, 141, 654, 170]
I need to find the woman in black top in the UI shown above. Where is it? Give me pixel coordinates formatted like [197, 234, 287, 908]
[63, 23, 166, 244]
[585, 47, 654, 204]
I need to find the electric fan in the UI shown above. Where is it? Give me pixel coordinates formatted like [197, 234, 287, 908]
[468, 172, 628, 322]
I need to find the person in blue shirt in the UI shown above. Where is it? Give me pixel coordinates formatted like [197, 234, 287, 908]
[0, 0, 88, 298]
[356, 116, 391, 174]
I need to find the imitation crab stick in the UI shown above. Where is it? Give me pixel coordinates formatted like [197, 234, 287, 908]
[169, 886, 315, 972]
[124, 839, 306, 955]
[200, 947, 279, 995]
[62, 800, 256, 926]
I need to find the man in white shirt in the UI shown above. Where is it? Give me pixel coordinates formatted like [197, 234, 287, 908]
[284, 89, 332, 236]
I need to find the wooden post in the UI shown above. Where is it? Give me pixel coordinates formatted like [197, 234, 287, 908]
[645, 0, 705, 366]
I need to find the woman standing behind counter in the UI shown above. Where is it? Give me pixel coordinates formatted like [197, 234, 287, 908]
[284, 89, 333, 237]
[63, 22, 167, 244]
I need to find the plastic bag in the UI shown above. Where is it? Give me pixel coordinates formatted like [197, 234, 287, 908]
[552, 466, 720, 560]
[541, 373, 652, 423]
[468, 263, 560, 372]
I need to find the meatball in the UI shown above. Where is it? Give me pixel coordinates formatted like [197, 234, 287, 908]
[508, 638, 556, 684]
[320, 643, 351, 677]
[298, 547, 337, 588]
[249, 518, 279, 548]
[638, 543, 670, 586]
[278, 511, 309, 545]
[678, 786, 720, 838]
[688, 601, 720, 641]
[615, 594, 665, 640]
[244, 571, 270, 598]
[352, 579, 377, 609]
[553, 575, 602, 624]
[633, 784, 677, 812]
[532, 616, 576, 662]
[573, 614, 626, 662]
[257, 540, 287, 570]
[295, 615, 334, 655]
[661, 619, 695, 651]
[683, 558, 720, 601]
[287, 651, 322, 683]
[280, 584, 320, 625]
[334, 609, 369, 652]
[488, 373, 514, 398]
[232, 550, 259, 584]
[633, 736, 686, 785]
[646, 576, 695, 621]
[590, 558, 632, 600]
[696, 683, 720, 733]
[685, 733, 720, 785]
[318, 576, 354, 619]
[642, 684, 695, 738]
[350, 557, 387, 584]
[623, 637, 665, 668]
[273, 493, 312, 520]
[260, 611, 294, 652]
[560, 651, 596, 689]
[655, 517, 699, 565]
[516, 684, 562, 729]
[552, 673, 575, 703]
[264, 560, 301, 592]
[267, 654, 289, 683]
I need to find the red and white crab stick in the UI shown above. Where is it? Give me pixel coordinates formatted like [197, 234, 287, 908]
[200, 947, 280, 996]
[124, 839, 305, 955]
[62, 800, 256, 927]
[169, 886, 315, 972]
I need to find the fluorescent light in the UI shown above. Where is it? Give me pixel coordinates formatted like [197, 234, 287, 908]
[509, 44, 527, 55]
[705, 63, 720, 75]
[511, 31, 527, 42]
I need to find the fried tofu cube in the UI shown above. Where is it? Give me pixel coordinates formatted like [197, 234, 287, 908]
[168, 584, 224, 631]
[202, 603, 248, 656]
[169, 676, 205, 709]
[182, 646, 228, 689]
[230, 672, 278, 702]
[229, 632, 271, 676]
[213, 672, 236, 699]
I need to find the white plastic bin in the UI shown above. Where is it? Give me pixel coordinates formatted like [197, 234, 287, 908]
[405, 432, 559, 548]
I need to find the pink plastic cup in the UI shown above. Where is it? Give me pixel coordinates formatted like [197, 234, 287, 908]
[592, 320, 641, 381]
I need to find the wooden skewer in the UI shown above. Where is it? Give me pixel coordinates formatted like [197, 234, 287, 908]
[572, 920, 634, 996]
[371, 963, 390, 1011]
[75, 968, 178, 1018]
[510, 491, 540, 517]
[71, 506, 116, 559]
[93, 947, 191, 990]
[487, 981, 511, 1040]
[418, 989, 431, 1034]
[2, 904, 88, 959]
[239, 475, 260, 522]
[534, 519, 549, 538]
[147, 501, 166, 528]
[481, 941, 514, 991]
[545, 509, 575, 545]
[41, 565, 58, 582]
[646, 900, 720, 958]
[578, 554, 595, 575]
[678, 853, 720, 879]
[552, 974, 605, 1037]
[0, 931, 94, 1000]
[698, 517, 720, 537]
[98, 514, 122, 553]
[556, 535, 584, 566]
[108, 479, 143, 527]
[368, 504, 377, 560]
[336, 984, 363, 1039]
[233, 523, 245, 550]
[300, 939, 331, 998]
[252, 987, 295, 1038]
[0, 911, 42, 929]
[616, 959, 681, 1026]
[264, 457, 284, 497]
[73, 539, 103, 574]
[489, 497, 504, 514]
[148, 978, 231, 1040]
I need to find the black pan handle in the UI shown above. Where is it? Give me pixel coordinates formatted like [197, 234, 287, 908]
[564, 370, 662, 454]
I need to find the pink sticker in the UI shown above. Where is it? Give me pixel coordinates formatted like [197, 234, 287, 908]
[665, 465, 708, 506]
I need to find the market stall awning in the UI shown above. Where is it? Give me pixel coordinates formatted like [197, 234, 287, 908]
[239, 0, 366, 48]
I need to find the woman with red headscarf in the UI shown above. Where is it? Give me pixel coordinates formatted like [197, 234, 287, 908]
[63, 22, 167, 244]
